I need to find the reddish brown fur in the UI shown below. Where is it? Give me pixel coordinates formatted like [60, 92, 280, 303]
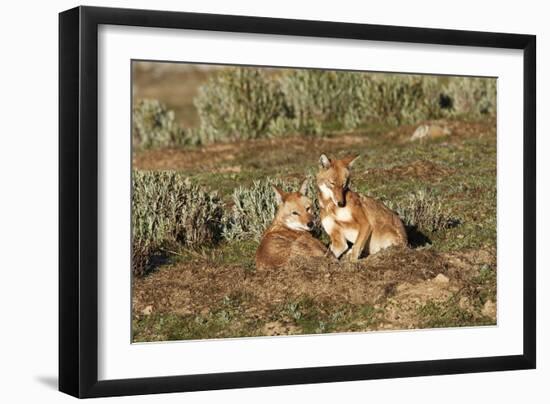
[317, 154, 407, 260]
[256, 183, 329, 270]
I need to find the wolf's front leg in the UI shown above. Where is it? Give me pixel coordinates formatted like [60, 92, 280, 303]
[349, 225, 369, 261]
[329, 230, 348, 259]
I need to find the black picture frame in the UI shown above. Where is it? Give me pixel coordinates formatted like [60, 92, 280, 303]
[59, 5, 536, 398]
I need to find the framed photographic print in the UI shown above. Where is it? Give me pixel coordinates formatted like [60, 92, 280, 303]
[59, 6, 536, 398]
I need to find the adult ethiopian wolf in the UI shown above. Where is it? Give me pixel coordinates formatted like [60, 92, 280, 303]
[255, 180, 329, 270]
[316, 154, 407, 261]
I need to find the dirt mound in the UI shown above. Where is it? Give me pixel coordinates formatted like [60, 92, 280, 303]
[133, 247, 494, 319]
[261, 247, 449, 306]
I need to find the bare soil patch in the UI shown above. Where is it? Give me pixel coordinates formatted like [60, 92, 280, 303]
[133, 246, 496, 334]
[133, 134, 370, 171]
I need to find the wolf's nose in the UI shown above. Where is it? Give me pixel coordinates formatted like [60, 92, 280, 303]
[337, 201, 345, 208]
[307, 221, 314, 228]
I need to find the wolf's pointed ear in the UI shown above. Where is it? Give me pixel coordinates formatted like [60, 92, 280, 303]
[319, 154, 331, 169]
[272, 186, 287, 205]
[299, 179, 308, 196]
[342, 154, 360, 168]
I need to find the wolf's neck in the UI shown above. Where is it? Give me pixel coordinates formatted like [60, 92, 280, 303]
[317, 189, 333, 209]
[268, 218, 302, 234]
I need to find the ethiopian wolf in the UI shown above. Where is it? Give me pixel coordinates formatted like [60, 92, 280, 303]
[255, 181, 329, 270]
[316, 154, 407, 260]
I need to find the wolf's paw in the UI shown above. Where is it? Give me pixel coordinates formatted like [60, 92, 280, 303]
[330, 244, 347, 259]
[342, 249, 357, 262]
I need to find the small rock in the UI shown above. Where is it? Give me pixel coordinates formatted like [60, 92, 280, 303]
[262, 321, 298, 336]
[433, 273, 450, 284]
[410, 124, 451, 141]
[482, 300, 497, 318]
[141, 305, 153, 315]
[458, 296, 471, 310]
[411, 125, 430, 141]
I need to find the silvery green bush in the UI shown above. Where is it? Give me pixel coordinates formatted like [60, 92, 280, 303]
[388, 190, 458, 233]
[193, 68, 288, 143]
[132, 171, 224, 276]
[132, 99, 187, 149]
[192, 67, 445, 141]
[359, 74, 444, 126]
[134, 72, 496, 148]
[278, 69, 365, 134]
[444, 77, 497, 117]
[223, 177, 321, 241]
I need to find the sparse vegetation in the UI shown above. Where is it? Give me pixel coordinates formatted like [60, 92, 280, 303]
[132, 99, 186, 148]
[193, 68, 287, 142]
[222, 178, 286, 241]
[388, 189, 459, 233]
[223, 177, 321, 241]
[277, 69, 365, 134]
[360, 74, 444, 125]
[137, 68, 496, 146]
[444, 76, 497, 117]
[132, 171, 224, 276]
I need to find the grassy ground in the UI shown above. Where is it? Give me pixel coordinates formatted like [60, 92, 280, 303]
[132, 117, 497, 342]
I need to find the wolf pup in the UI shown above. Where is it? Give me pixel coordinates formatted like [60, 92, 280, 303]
[317, 154, 407, 260]
[256, 181, 329, 270]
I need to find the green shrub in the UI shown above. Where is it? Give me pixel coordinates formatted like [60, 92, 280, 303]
[359, 74, 444, 125]
[132, 171, 224, 276]
[388, 190, 458, 233]
[191, 69, 496, 142]
[132, 99, 187, 148]
[193, 68, 287, 143]
[137, 70, 496, 147]
[223, 177, 321, 241]
[278, 69, 365, 134]
[444, 77, 497, 117]
[278, 71, 444, 132]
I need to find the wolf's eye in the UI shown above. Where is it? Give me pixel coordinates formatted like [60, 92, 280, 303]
[292, 211, 299, 216]
[306, 207, 311, 213]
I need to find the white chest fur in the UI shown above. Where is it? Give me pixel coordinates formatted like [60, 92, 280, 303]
[322, 209, 358, 243]
[335, 207, 353, 222]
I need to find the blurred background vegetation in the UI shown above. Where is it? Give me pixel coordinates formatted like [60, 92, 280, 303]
[132, 62, 496, 148]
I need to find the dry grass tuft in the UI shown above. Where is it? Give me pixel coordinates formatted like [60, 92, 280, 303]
[388, 190, 460, 233]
